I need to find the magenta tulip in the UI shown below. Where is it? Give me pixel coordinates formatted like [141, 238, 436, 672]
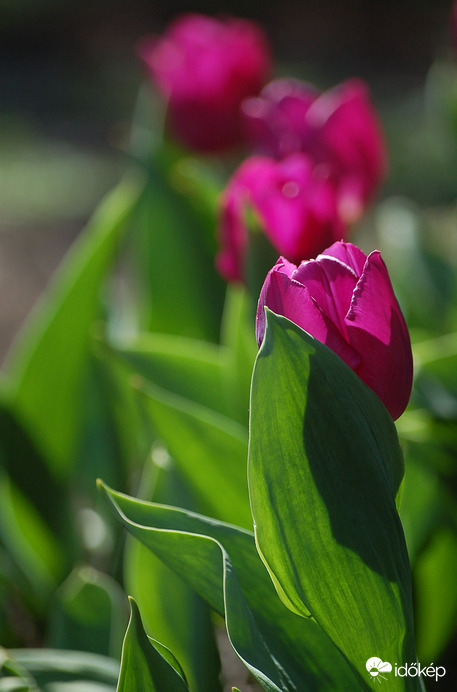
[216, 154, 346, 283]
[242, 78, 387, 223]
[138, 14, 271, 152]
[256, 241, 412, 420]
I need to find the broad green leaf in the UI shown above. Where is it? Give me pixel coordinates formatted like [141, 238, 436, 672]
[0, 399, 68, 600]
[99, 481, 364, 691]
[7, 650, 118, 689]
[414, 527, 457, 663]
[220, 286, 257, 426]
[72, 352, 130, 496]
[131, 162, 224, 342]
[116, 598, 189, 692]
[146, 637, 187, 685]
[249, 311, 417, 688]
[42, 684, 113, 691]
[0, 471, 63, 600]
[0, 648, 36, 690]
[399, 442, 448, 562]
[0, 398, 65, 544]
[124, 453, 222, 692]
[5, 178, 144, 477]
[245, 213, 282, 310]
[46, 565, 127, 658]
[0, 680, 33, 691]
[163, 155, 223, 253]
[135, 379, 251, 530]
[87, 345, 152, 476]
[400, 434, 457, 662]
[111, 333, 232, 418]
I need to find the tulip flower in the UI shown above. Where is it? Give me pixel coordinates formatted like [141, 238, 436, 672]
[216, 154, 346, 283]
[256, 241, 413, 420]
[242, 78, 387, 223]
[138, 13, 271, 152]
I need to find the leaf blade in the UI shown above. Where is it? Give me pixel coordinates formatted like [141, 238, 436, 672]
[116, 598, 189, 692]
[248, 311, 417, 688]
[6, 178, 144, 476]
[99, 481, 363, 691]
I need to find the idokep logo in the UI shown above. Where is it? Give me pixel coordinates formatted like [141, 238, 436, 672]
[366, 657, 392, 683]
[366, 657, 447, 684]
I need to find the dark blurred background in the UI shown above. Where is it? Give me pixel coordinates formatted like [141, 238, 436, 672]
[0, 0, 455, 362]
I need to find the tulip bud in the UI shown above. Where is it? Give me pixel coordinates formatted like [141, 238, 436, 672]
[242, 78, 387, 223]
[216, 154, 346, 283]
[256, 241, 413, 420]
[138, 13, 271, 152]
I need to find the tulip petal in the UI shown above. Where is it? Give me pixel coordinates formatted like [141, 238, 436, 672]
[305, 80, 387, 207]
[320, 241, 367, 276]
[293, 257, 357, 338]
[273, 255, 297, 278]
[257, 265, 360, 370]
[345, 251, 413, 420]
[140, 14, 271, 152]
[253, 154, 344, 263]
[216, 192, 247, 283]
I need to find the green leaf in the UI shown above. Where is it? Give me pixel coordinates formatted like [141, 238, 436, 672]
[46, 565, 127, 658]
[6, 649, 118, 689]
[399, 443, 448, 562]
[124, 453, 222, 692]
[87, 344, 152, 477]
[249, 311, 417, 688]
[42, 684, 114, 691]
[135, 379, 251, 530]
[5, 177, 144, 477]
[414, 527, 457, 663]
[0, 470, 63, 600]
[399, 436, 457, 662]
[71, 352, 131, 497]
[131, 162, 225, 342]
[244, 210, 282, 309]
[116, 598, 189, 692]
[111, 333, 232, 418]
[0, 648, 37, 690]
[99, 481, 363, 691]
[0, 398, 68, 600]
[220, 285, 257, 426]
[0, 398, 65, 546]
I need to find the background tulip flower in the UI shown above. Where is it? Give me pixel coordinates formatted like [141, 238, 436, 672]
[242, 78, 387, 223]
[138, 13, 271, 152]
[256, 241, 413, 420]
[216, 154, 346, 283]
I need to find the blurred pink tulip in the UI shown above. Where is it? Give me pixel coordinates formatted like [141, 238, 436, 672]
[242, 78, 387, 223]
[138, 13, 271, 152]
[216, 154, 346, 283]
[256, 241, 412, 420]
